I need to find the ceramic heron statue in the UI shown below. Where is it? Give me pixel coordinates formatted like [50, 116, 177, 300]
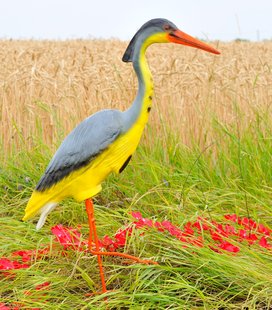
[23, 18, 220, 293]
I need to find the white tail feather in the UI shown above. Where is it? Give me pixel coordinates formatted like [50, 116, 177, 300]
[36, 202, 58, 230]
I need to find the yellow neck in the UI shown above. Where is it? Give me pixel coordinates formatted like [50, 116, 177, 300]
[124, 32, 168, 129]
[138, 43, 153, 118]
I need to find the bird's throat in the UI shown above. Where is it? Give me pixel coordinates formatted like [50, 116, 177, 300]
[138, 48, 154, 115]
[129, 43, 154, 126]
[123, 35, 155, 132]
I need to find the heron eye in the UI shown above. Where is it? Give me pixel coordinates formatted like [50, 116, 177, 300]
[163, 24, 171, 32]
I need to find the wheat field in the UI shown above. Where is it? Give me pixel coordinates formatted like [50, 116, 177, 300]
[1, 40, 271, 157]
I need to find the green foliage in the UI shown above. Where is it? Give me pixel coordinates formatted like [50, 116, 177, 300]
[1, 114, 272, 309]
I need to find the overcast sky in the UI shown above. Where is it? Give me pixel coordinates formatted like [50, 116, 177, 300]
[0, 0, 271, 41]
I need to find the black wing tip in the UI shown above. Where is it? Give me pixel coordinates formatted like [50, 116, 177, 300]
[36, 158, 92, 192]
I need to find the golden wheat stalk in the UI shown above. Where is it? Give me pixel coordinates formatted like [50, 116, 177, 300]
[1, 40, 271, 157]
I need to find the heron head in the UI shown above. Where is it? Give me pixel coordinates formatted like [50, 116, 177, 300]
[122, 18, 220, 63]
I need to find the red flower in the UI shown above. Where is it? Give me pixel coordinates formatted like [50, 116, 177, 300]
[259, 236, 272, 249]
[237, 217, 257, 230]
[238, 229, 247, 239]
[224, 214, 238, 222]
[134, 217, 153, 229]
[114, 228, 130, 247]
[210, 231, 223, 242]
[131, 211, 143, 220]
[215, 224, 228, 238]
[248, 218, 257, 230]
[0, 258, 15, 270]
[100, 235, 116, 251]
[51, 224, 87, 251]
[224, 224, 236, 235]
[161, 220, 183, 238]
[35, 281, 50, 291]
[246, 233, 258, 244]
[218, 241, 240, 253]
[154, 221, 165, 232]
[257, 224, 271, 236]
[192, 220, 202, 231]
[0, 258, 29, 271]
[183, 222, 194, 236]
[141, 217, 154, 227]
[189, 236, 204, 247]
[192, 218, 210, 231]
[12, 250, 35, 262]
[131, 212, 154, 229]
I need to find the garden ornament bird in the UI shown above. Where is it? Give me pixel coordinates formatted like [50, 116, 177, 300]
[23, 18, 220, 293]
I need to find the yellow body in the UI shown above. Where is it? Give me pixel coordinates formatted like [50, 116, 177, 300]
[24, 118, 149, 220]
[23, 33, 168, 222]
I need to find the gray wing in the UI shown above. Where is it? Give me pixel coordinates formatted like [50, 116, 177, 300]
[36, 109, 124, 191]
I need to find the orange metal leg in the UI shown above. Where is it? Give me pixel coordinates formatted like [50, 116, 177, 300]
[85, 198, 107, 293]
[85, 198, 158, 293]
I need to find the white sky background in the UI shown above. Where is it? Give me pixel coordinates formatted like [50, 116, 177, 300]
[0, 0, 271, 41]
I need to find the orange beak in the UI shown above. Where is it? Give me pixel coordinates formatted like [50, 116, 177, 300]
[167, 29, 220, 55]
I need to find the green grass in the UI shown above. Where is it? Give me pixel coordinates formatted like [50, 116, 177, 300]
[1, 113, 272, 309]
